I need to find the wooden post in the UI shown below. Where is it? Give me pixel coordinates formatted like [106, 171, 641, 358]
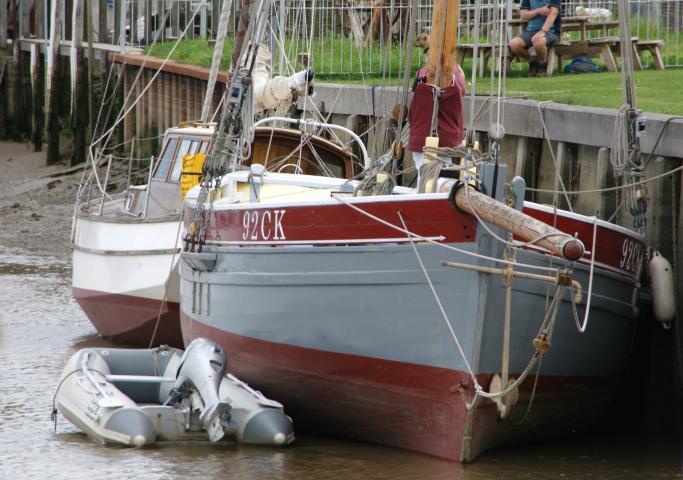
[70, 0, 88, 165]
[553, 141, 566, 209]
[131, 0, 137, 44]
[0, 0, 7, 48]
[123, 66, 132, 143]
[21, 0, 31, 37]
[46, 0, 64, 152]
[70, 0, 83, 115]
[144, 0, 151, 44]
[514, 136, 527, 179]
[46, 57, 65, 164]
[156, 0, 164, 42]
[113, 0, 120, 46]
[30, 43, 43, 150]
[427, 0, 459, 89]
[36, 0, 45, 39]
[99, 0, 107, 43]
[86, 0, 95, 134]
[12, 32, 33, 138]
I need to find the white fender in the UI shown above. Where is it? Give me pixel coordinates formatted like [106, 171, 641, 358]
[648, 251, 675, 326]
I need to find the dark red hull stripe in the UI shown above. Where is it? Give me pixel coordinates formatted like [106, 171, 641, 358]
[188, 198, 643, 278]
[181, 314, 621, 461]
[73, 287, 183, 348]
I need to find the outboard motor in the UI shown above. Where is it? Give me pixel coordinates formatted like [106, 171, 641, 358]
[169, 338, 231, 442]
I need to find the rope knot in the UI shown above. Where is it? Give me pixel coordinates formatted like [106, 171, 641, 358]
[532, 334, 551, 353]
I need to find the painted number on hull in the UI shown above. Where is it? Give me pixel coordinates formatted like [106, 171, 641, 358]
[619, 238, 643, 274]
[242, 210, 287, 241]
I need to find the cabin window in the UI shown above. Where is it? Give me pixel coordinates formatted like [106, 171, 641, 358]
[153, 137, 179, 180]
[199, 142, 209, 153]
[169, 139, 194, 182]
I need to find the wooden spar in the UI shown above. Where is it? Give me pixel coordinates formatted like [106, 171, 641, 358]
[231, 0, 251, 68]
[201, 0, 233, 122]
[427, 0, 459, 89]
[453, 184, 585, 261]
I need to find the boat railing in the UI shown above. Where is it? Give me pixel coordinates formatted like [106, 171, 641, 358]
[77, 150, 158, 220]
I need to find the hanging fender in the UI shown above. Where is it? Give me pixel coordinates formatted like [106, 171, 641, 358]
[648, 250, 675, 328]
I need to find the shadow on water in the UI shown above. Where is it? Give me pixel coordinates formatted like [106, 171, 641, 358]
[0, 253, 682, 479]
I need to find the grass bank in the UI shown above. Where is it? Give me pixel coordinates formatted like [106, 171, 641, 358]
[145, 38, 683, 116]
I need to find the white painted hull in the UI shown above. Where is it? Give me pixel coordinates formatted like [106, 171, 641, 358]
[72, 212, 184, 346]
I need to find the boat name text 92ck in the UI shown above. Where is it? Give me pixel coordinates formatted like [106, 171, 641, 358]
[242, 210, 287, 241]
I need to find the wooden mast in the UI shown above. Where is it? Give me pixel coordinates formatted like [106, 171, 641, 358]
[423, 0, 584, 262]
[427, 0, 459, 89]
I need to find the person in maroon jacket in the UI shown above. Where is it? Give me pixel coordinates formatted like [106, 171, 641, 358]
[408, 63, 467, 185]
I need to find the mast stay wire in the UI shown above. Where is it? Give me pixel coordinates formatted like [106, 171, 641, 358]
[95, 5, 176, 154]
[85, 4, 197, 195]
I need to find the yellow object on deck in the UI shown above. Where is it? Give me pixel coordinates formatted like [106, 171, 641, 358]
[181, 153, 206, 199]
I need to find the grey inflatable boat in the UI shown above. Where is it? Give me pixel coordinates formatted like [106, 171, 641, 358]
[54, 338, 294, 447]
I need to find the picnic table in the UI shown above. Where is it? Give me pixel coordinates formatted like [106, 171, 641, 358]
[504, 16, 619, 41]
[502, 15, 664, 73]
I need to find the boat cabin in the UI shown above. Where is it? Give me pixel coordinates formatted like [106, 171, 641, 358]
[116, 123, 357, 219]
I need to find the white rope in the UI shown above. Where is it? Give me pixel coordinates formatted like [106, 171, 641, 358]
[397, 211, 562, 406]
[396, 211, 477, 380]
[526, 164, 683, 195]
[148, 209, 185, 348]
[90, 4, 203, 150]
[570, 216, 598, 333]
[537, 101, 574, 212]
[331, 193, 560, 273]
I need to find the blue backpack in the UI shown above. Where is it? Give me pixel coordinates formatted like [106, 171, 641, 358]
[564, 56, 601, 74]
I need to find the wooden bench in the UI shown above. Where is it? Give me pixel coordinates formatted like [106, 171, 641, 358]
[456, 44, 494, 77]
[609, 36, 642, 69]
[634, 40, 665, 70]
[546, 38, 618, 74]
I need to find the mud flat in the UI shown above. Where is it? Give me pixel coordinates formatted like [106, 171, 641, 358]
[0, 142, 83, 258]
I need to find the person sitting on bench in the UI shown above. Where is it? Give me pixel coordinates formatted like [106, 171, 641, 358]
[509, 0, 562, 76]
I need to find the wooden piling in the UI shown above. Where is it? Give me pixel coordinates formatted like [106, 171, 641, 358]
[46, 57, 65, 164]
[12, 36, 31, 138]
[70, 0, 89, 165]
[46, 0, 64, 164]
[0, 0, 7, 48]
[0, 57, 9, 137]
[30, 44, 44, 150]
[99, 0, 108, 43]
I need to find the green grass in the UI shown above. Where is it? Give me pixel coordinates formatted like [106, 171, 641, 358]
[478, 69, 683, 115]
[145, 37, 683, 115]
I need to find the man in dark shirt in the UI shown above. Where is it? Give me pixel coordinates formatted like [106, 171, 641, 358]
[509, 0, 562, 76]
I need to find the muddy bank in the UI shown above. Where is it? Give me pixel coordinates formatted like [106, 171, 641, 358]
[0, 141, 82, 258]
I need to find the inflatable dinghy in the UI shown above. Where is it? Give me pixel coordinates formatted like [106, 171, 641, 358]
[54, 338, 294, 447]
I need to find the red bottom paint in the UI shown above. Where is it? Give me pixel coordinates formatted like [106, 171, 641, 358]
[182, 313, 621, 461]
[73, 287, 183, 348]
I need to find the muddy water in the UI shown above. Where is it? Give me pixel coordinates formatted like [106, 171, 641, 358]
[0, 253, 681, 480]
